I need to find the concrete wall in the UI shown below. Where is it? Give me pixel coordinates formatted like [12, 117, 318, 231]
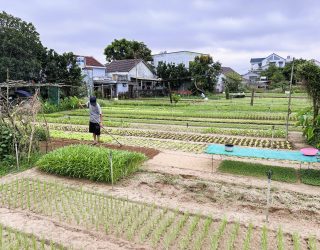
[117, 83, 128, 93]
[152, 51, 204, 69]
[128, 61, 155, 79]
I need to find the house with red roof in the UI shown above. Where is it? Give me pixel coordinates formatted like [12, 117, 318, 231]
[75, 55, 106, 95]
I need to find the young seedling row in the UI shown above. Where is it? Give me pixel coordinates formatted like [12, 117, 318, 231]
[0, 223, 66, 249]
[0, 178, 318, 249]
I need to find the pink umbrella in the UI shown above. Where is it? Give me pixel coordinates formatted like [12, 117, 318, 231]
[300, 148, 319, 156]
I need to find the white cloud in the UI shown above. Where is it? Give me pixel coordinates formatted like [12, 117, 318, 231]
[1, 0, 319, 71]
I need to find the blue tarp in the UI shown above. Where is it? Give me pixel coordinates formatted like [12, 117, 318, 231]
[15, 90, 32, 97]
[205, 144, 319, 163]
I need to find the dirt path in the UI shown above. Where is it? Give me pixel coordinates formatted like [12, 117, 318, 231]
[288, 131, 310, 149]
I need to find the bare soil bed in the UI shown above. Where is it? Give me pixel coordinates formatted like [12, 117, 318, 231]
[1, 148, 319, 249]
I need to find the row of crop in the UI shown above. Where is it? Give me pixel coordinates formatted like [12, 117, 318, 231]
[0, 178, 317, 249]
[38, 116, 130, 128]
[62, 108, 298, 121]
[101, 99, 309, 113]
[49, 130, 206, 153]
[46, 121, 286, 139]
[0, 223, 66, 249]
[40, 114, 299, 132]
[203, 127, 285, 138]
[48, 125, 293, 150]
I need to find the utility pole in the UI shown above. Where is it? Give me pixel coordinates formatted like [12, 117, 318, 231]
[285, 58, 295, 141]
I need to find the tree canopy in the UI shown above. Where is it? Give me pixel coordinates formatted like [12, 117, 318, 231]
[0, 11, 83, 97]
[0, 11, 45, 82]
[156, 62, 190, 89]
[104, 38, 152, 62]
[189, 55, 221, 93]
[297, 61, 320, 121]
[223, 71, 242, 93]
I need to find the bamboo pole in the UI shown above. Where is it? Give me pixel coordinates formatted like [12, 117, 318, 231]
[285, 58, 295, 141]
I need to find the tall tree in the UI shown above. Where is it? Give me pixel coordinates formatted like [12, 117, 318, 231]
[156, 62, 190, 89]
[282, 58, 307, 82]
[297, 61, 320, 123]
[104, 38, 152, 62]
[223, 71, 242, 93]
[0, 11, 45, 82]
[189, 55, 221, 93]
[41, 50, 84, 97]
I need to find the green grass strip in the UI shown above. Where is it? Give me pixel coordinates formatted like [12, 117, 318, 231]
[218, 160, 297, 183]
[299, 169, 320, 186]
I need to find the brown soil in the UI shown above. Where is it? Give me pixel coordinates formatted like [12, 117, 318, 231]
[1, 148, 320, 249]
[39, 138, 160, 159]
[0, 207, 147, 250]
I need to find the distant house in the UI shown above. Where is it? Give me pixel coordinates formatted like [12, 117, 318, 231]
[75, 55, 106, 95]
[243, 53, 292, 87]
[216, 67, 240, 93]
[152, 51, 208, 69]
[250, 53, 287, 72]
[311, 59, 320, 67]
[94, 59, 161, 98]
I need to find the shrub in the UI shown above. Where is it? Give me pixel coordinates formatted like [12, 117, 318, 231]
[37, 145, 147, 183]
[42, 96, 82, 113]
[172, 93, 181, 104]
[0, 124, 14, 160]
[34, 126, 49, 141]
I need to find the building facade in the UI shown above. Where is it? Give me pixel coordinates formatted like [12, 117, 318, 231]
[152, 51, 207, 69]
[75, 56, 106, 95]
[242, 53, 292, 86]
[216, 67, 241, 93]
[95, 59, 161, 98]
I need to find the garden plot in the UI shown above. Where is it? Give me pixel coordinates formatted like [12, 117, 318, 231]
[0, 178, 317, 250]
[0, 223, 65, 249]
[49, 125, 294, 150]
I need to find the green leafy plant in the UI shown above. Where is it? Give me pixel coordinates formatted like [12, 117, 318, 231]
[36, 145, 147, 183]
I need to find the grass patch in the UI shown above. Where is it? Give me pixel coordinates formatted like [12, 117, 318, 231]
[37, 145, 147, 183]
[0, 153, 41, 178]
[300, 169, 320, 186]
[218, 160, 297, 183]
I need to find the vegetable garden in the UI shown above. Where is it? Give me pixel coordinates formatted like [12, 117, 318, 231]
[0, 178, 318, 249]
[1, 95, 319, 249]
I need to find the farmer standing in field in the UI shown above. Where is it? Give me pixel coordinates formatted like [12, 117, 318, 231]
[87, 96, 102, 144]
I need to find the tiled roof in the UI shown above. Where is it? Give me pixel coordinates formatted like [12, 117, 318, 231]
[250, 58, 265, 63]
[221, 67, 238, 75]
[106, 59, 142, 73]
[85, 56, 105, 67]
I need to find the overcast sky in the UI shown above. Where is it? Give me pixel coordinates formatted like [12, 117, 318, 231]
[1, 0, 319, 73]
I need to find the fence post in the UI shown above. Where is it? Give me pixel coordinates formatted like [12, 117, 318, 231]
[266, 170, 273, 222]
[109, 151, 114, 190]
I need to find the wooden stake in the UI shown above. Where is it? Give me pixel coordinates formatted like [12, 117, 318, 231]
[109, 151, 114, 190]
[285, 58, 295, 141]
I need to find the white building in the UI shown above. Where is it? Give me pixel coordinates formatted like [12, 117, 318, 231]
[216, 67, 240, 93]
[250, 53, 287, 71]
[311, 59, 320, 67]
[152, 51, 208, 69]
[95, 59, 160, 98]
[75, 55, 106, 95]
[243, 53, 292, 87]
